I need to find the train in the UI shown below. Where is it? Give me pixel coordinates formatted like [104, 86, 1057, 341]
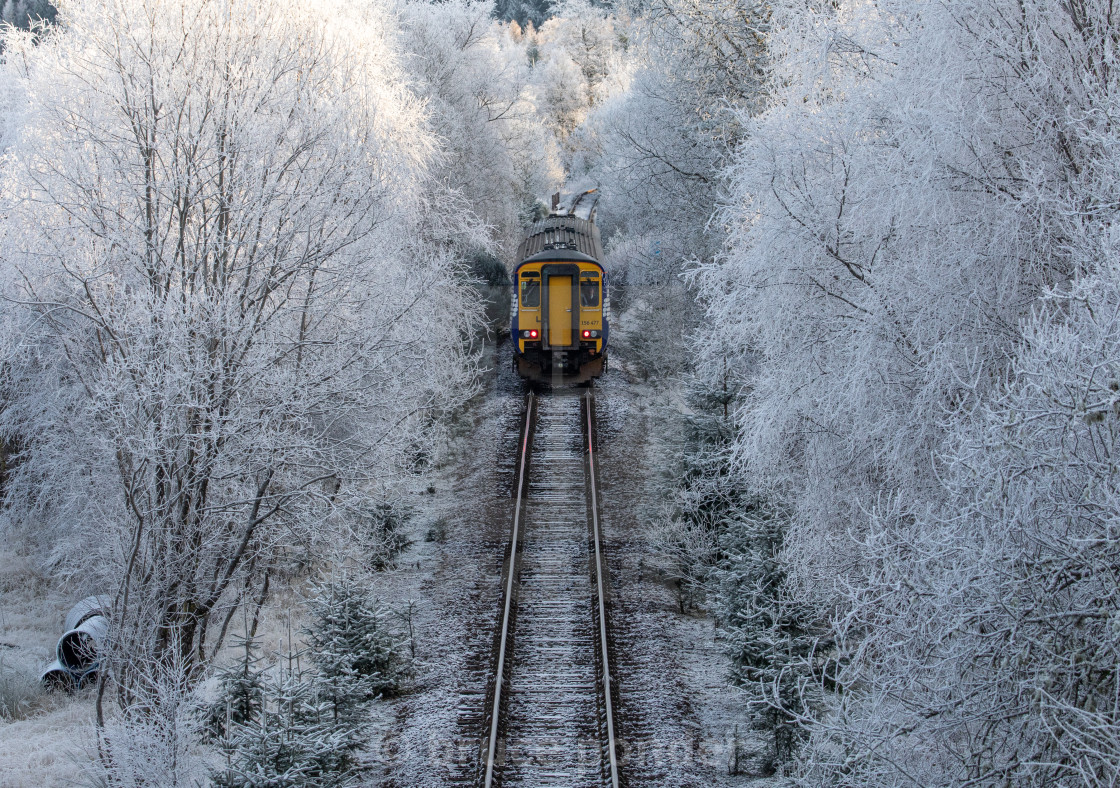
[511, 192, 609, 384]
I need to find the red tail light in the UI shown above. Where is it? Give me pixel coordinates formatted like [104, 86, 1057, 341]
[529, 329, 538, 338]
[582, 330, 591, 338]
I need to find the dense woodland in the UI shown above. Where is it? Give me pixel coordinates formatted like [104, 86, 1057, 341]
[1, 0, 1119, 785]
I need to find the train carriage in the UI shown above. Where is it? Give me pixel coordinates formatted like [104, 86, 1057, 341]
[511, 213, 609, 384]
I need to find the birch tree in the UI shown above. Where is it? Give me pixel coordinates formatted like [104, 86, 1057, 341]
[0, 0, 477, 721]
[399, 0, 560, 257]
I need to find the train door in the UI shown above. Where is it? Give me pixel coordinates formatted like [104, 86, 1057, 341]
[548, 276, 573, 347]
[542, 264, 579, 349]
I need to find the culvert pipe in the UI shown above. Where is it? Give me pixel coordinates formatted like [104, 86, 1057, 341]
[39, 659, 75, 692]
[75, 666, 100, 689]
[63, 595, 109, 632]
[57, 614, 109, 672]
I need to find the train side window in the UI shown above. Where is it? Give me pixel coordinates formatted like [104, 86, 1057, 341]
[520, 277, 540, 307]
[579, 278, 600, 307]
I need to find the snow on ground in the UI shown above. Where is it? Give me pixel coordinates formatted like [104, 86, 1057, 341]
[372, 340, 526, 785]
[595, 358, 772, 786]
[0, 546, 96, 786]
[0, 318, 772, 787]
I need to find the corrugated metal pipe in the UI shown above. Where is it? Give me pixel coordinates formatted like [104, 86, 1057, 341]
[57, 615, 108, 672]
[41, 596, 110, 691]
[38, 659, 75, 692]
[63, 595, 109, 632]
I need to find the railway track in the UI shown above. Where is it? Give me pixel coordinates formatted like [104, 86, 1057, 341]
[481, 389, 621, 788]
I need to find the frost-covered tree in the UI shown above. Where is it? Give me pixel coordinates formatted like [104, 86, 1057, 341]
[201, 636, 265, 744]
[398, 0, 560, 257]
[541, 0, 619, 109]
[208, 577, 402, 786]
[304, 572, 407, 705]
[0, 0, 55, 30]
[590, 0, 769, 248]
[577, 0, 769, 382]
[93, 655, 207, 788]
[648, 378, 738, 611]
[702, 0, 1120, 783]
[0, 0, 477, 719]
[527, 2, 631, 173]
[713, 508, 816, 772]
[643, 0, 768, 111]
[211, 649, 365, 788]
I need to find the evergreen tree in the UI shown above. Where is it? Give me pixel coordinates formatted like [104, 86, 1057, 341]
[201, 636, 265, 744]
[211, 654, 362, 788]
[207, 573, 407, 787]
[714, 510, 818, 771]
[493, 0, 551, 29]
[656, 372, 819, 769]
[304, 572, 407, 704]
[652, 374, 745, 612]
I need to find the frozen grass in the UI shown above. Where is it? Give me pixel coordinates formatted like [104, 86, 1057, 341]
[0, 545, 96, 786]
[0, 652, 49, 720]
[0, 700, 94, 787]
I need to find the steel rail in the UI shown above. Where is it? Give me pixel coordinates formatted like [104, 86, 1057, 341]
[483, 392, 535, 788]
[585, 390, 621, 788]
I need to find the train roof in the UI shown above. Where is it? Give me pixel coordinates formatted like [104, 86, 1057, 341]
[515, 216, 604, 264]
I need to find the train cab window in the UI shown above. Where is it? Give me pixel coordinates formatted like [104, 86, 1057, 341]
[520, 274, 541, 308]
[579, 277, 600, 308]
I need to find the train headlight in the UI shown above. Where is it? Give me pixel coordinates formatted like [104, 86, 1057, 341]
[583, 330, 600, 339]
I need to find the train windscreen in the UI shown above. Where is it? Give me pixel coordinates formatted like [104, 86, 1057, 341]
[579, 278, 600, 307]
[520, 276, 540, 307]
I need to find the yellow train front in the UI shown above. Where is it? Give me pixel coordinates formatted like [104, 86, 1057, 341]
[511, 215, 608, 384]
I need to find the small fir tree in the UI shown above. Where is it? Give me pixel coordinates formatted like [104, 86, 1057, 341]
[207, 572, 408, 788]
[211, 652, 362, 788]
[653, 373, 747, 611]
[304, 572, 408, 704]
[714, 510, 819, 770]
[201, 635, 265, 743]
